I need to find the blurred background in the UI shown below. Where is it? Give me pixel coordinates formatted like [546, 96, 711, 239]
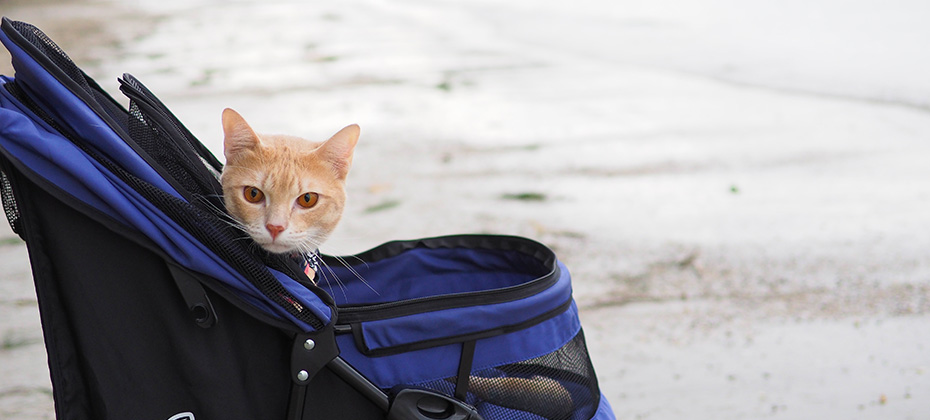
[2, 0, 930, 418]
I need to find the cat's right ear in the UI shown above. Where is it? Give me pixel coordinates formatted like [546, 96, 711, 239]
[222, 108, 261, 159]
[318, 124, 360, 180]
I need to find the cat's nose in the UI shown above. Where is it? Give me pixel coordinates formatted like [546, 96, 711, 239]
[266, 224, 285, 240]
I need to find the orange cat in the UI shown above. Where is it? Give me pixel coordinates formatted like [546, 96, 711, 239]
[219, 108, 359, 280]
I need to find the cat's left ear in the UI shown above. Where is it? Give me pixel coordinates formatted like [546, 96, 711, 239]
[318, 124, 360, 179]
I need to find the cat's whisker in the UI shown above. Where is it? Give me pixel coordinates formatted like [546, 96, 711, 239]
[332, 255, 379, 296]
[318, 259, 348, 302]
[344, 254, 371, 270]
[217, 217, 247, 232]
[194, 197, 248, 233]
[312, 262, 335, 296]
[296, 242, 322, 258]
[192, 193, 232, 216]
[301, 241, 322, 253]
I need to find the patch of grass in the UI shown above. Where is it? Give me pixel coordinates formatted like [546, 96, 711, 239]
[1, 331, 40, 350]
[189, 68, 219, 87]
[436, 81, 452, 92]
[363, 199, 401, 214]
[500, 192, 547, 202]
[550, 230, 585, 239]
[0, 386, 53, 398]
[0, 236, 23, 246]
[0, 298, 37, 308]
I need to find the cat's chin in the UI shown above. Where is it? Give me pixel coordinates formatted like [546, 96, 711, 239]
[259, 242, 297, 255]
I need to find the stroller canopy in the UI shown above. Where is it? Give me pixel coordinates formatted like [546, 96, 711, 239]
[0, 18, 332, 331]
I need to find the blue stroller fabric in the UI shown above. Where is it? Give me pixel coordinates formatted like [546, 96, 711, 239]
[322, 236, 615, 419]
[0, 17, 615, 420]
[0, 20, 332, 331]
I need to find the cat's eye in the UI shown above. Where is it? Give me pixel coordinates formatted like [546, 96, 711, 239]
[297, 192, 319, 208]
[243, 186, 264, 203]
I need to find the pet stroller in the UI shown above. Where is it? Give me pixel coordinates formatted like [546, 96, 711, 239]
[0, 18, 615, 420]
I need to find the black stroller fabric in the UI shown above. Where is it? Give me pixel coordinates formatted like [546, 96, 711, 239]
[0, 18, 615, 420]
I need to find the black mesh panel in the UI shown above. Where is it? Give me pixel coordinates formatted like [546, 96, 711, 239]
[127, 99, 213, 203]
[9, 21, 93, 96]
[411, 331, 600, 420]
[0, 165, 21, 236]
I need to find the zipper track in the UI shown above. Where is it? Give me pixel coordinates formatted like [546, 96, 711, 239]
[336, 261, 560, 324]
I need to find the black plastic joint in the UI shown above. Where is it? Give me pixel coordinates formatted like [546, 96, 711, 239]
[290, 323, 339, 385]
[388, 388, 483, 420]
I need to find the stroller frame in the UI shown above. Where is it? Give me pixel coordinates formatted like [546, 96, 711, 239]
[0, 17, 614, 420]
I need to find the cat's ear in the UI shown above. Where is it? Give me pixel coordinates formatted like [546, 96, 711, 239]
[222, 108, 261, 159]
[318, 124, 360, 179]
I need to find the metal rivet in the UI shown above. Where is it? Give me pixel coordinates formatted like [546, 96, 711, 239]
[304, 339, 315, 350]
[297, 370, 309, 381]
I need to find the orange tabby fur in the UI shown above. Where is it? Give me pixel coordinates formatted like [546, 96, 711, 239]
[219, 108, 359, 272]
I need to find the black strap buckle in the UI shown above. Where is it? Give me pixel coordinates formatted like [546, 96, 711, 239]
[166, 262, 217, 328]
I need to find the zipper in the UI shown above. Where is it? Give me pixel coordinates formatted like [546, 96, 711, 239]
[336, 262, 560, 324]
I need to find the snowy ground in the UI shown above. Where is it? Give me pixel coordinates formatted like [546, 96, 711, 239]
[2, 0, 930, 419]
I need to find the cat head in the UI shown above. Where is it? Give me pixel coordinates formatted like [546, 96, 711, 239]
[219, 108, 359, 255]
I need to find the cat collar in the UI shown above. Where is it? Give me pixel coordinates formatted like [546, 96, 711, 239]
[303, 250, 321, 278]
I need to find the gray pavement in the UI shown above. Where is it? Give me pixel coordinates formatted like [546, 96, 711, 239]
[2, 1, 930, 419]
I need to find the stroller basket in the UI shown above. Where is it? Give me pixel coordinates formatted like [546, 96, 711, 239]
[329, 235, 599, 419]
[0, 17, 614, 420]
